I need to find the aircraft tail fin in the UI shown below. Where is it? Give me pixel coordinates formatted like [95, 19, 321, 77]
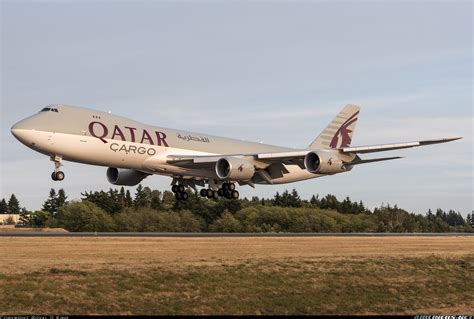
[309, 104, 360, 149]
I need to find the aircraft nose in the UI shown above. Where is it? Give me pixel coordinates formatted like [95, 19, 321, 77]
[11, 118, 35, 145]
[11, 122, 22, 139]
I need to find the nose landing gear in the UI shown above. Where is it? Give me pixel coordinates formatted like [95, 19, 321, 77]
[50, 155, 65, 181]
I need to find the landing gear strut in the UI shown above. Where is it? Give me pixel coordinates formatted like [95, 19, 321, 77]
[50, 155, 65, 181]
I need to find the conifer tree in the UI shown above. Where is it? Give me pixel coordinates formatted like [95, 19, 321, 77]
[310, 194, 320, 207]
[57, 189, 68, 209]
[119, 187, 126, 206]
[7, 194, 21, 213]
[0, 199, 8, 213]
[134, 184, 151, 207]
[42, 189, 57, 215]
[125, 190, 133, 207]
[273, 192, 281, 206]
[290, 188, 302, 207]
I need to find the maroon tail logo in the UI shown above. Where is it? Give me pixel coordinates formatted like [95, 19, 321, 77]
[329, 111, 359, 148]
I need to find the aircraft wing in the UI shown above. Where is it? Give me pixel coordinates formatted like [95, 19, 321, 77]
[161, 136, 460, 185]
[339, 137, 462, 154]
[167, 137, 461, 167]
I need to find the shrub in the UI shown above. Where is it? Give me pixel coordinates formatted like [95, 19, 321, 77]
[18, 211, 52, 228]
[209, 211, 242, 232]
[113, 207, 205, 232]
[56, 201, 116, 231]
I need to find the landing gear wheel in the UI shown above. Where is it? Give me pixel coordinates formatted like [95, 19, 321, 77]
[222, 183, 229, 191]
[200, 189, 207, 197]
[55, 171, 65, 181]
[212, 190, 219, 199]
[181, 192, 188, 200]
[175, 192, 183, 200]
[228, 183, 235, 191]
[224, 190, 231, 199]
[51, 171, 64, 181]
[172, 185, 178, 193]
[206, 189, 214, 198]
[231, 190, 239, 199]
[178, 185, 185, 193]
[218, 189, 224, 197]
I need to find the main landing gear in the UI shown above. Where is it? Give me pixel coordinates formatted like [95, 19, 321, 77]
[172, 184, 188, 201]
[50, 155, 65, 181]
[200, 188, 219, 199]
[200, 182, 239, 200]
[171, 180, 240, 201]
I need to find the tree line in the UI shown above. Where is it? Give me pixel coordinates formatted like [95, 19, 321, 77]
[6, 185, 472, 233]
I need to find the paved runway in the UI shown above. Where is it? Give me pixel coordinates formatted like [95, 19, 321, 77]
[0, 232, 472, 237]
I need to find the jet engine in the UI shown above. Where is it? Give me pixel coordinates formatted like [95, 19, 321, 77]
[304, 151, 348, 174]
[215, 157, 255, 180]
[106, 167, 148, 186]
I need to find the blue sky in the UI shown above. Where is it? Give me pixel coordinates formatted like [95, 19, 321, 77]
[1, 1, 472, 215]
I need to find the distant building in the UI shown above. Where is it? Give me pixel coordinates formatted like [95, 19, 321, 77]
[0, 214, 20, 225]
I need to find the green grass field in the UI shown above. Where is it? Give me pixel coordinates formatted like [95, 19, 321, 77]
[0, 236, 473, 315]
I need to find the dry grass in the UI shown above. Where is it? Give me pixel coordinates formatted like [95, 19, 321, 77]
[0, 236, 473, 315]
[1, 236, 472, 273]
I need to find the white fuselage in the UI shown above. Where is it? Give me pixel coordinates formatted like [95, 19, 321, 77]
[11, 104, 324, 185]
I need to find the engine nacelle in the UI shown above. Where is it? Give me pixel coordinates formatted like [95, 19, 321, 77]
[215, 157, 255, 181]
[106, 168, 148, 186]
[304, 151, 348, 174]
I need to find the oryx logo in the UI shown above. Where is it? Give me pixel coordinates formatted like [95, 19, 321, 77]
[329, 111, 359, 148]
[238, 164, 244, 172]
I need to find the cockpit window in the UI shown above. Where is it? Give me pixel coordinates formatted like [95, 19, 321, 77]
[40, 107, 59, 113]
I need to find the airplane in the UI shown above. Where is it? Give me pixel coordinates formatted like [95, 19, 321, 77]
[10, 104, 461, 200]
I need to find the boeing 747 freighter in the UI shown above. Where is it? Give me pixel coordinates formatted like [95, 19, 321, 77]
[11, 104, 461, 200]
